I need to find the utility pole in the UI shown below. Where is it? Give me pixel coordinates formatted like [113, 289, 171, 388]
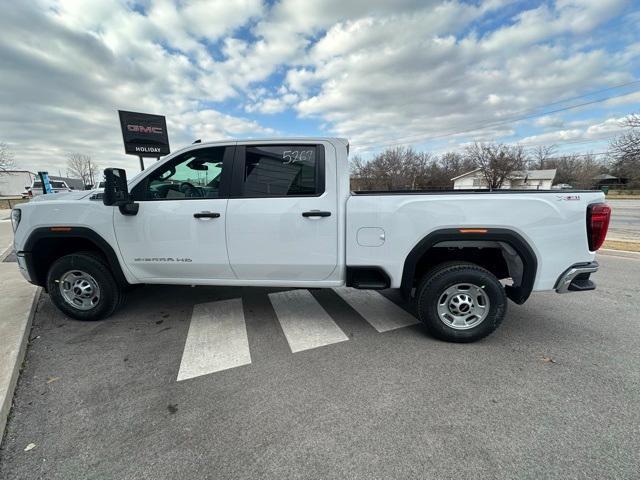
[88, 161, 93, 187]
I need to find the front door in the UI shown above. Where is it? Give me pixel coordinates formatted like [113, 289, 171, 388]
[226, 142, 338, 281]
[114, 145, 235, 282]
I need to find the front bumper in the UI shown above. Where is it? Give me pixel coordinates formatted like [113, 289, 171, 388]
[16, 251, 34, 284]
[555, 261, 599, 293]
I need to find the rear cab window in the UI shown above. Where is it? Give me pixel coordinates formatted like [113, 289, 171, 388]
[32, 181, 66, 189]
[235, 144, 325, 197]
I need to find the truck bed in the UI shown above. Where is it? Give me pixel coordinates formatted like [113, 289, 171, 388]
[346, 189, 605, 291]
[352, 189, 597, 195]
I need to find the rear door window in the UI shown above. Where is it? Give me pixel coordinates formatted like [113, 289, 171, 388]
[238, 145, 323, 197]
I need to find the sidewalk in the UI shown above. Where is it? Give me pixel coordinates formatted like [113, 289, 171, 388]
[0, 219, 39, 442]
[1, 209, 14, 261]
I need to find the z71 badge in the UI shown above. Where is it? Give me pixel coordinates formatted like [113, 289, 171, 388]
[556, 195, 581, 201]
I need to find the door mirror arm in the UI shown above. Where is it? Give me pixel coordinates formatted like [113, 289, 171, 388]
[103, 168, 139, 216]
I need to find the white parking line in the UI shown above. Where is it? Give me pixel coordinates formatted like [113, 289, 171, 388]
[177, 298, 251, 381]
[268, 290, 349, 353]
[333, 288, 418, 332]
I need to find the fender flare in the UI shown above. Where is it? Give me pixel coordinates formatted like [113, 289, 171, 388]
[400, 228, 538, 304]
[22, 226, 130, 288]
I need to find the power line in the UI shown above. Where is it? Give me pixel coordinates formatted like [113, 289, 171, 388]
[553, 151, 609, 157]
[517, 79, 640, 110]
[422, 137, 615, 160]
[363, 90, 636, 149]
[358, 80, 640, 150]
[522, 136, 615, 149]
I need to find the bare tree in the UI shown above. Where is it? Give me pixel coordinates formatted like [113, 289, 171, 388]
[350, 143, 612, 192]
[610, 114, 640, 187]
[0, 142, 16, 172]
[464, 143, 527, 189]
[434, 152, 476, 187]
[543, 153, 605, 188]
[530, 145, 557, 169]
[67, 153, 99, 186]
[350, 147, 433, 191]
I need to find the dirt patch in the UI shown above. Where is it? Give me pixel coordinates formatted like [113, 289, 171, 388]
[603, 239, 640, 252]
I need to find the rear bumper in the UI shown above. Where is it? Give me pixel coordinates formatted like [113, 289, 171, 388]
[555, 261, 599, 293]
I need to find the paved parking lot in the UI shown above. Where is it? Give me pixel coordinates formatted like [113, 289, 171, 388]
[0, 254, 639, 479]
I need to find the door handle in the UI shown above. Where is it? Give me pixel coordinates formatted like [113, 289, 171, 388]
[302, 210, 331, 218]
[193, 212, 221, 219]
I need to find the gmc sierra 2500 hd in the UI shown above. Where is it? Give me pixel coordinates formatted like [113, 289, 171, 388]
[10, 138, 611, 342]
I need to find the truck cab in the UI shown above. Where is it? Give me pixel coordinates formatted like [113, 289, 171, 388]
[113, 139, 347, 285]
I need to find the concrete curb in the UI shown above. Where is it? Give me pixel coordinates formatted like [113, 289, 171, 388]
[0, 267, 40, 444]
[598, 249, 640, 259]
[0, 244, 12, 262]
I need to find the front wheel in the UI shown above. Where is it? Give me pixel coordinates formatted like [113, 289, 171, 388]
[416, 262, 506, 342]
[46, 252, 123, 321]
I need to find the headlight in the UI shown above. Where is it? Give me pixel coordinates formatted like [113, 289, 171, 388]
[10, 208, 21, 232]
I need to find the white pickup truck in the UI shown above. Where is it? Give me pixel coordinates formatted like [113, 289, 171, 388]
[10, 138, 611, 342]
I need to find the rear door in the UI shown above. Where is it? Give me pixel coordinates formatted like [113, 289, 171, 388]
[113, 144, 235, 281]
[226, 142, 338, 281]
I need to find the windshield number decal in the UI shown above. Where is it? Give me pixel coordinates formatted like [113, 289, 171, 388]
[282, 150, 314, 164]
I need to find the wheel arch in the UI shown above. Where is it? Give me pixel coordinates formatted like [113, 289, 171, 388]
[401, 228, 537, 304]
[22, 227, 130, 289]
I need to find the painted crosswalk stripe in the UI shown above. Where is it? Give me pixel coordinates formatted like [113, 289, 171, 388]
[333, 288, 418, 332]
[177, 298, 251, 381]
[268, 290, 349, 353]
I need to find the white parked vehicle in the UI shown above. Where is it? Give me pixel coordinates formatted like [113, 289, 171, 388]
[26, 179, 72, 198]
[10, 138, 611, 342]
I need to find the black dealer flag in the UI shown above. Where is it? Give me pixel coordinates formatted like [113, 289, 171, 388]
[118, 110, 170, 157]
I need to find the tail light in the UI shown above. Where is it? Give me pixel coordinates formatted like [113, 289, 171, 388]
[587, 203, 611, 251]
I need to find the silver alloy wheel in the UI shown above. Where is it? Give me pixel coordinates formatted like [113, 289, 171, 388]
[437, 283, 490, 330]
[59, 270, 101, 311]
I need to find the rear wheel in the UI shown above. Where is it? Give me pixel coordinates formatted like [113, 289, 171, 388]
[416, 262, 506, 342]
[46, 252, 123, 321]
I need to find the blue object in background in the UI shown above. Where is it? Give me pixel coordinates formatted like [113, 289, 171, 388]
[38, 171, 53, 194]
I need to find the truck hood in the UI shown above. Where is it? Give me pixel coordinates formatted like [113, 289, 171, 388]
[30, 190, 97, 202]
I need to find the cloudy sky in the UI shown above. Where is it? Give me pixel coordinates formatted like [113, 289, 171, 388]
[1, 0, 639, 176]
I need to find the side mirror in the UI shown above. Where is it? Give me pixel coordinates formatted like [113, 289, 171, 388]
[186, 159, 208, 171]
[103, 168, 139, 216]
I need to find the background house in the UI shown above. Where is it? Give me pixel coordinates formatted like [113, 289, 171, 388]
[592, 173, 627, 188]
[452, 168, 557, 190]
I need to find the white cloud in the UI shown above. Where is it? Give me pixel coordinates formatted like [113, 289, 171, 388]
[535, 116, 565, 128]
[245, 93, 299, 114]
[519, 115, 631, 146]
[278, 0, 637, 152]
[0, 1, 270, 175]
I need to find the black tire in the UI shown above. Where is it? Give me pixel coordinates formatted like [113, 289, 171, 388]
[416, 262, 506, 343]
[46, 251, 123, 321]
